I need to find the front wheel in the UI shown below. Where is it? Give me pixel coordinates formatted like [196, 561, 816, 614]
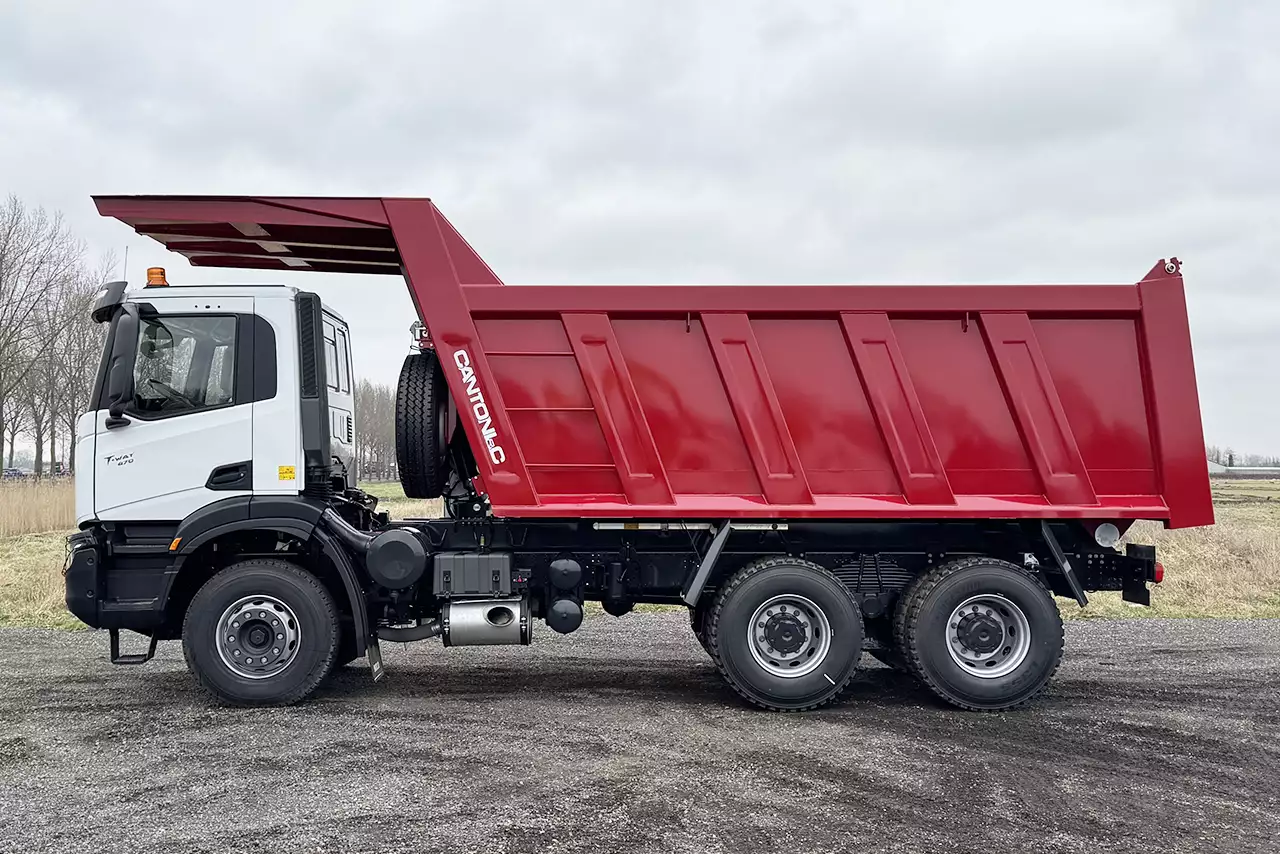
[708, 557, 864, 711]
[182, 558, 340, 706]
[893, 557, 1064, 711]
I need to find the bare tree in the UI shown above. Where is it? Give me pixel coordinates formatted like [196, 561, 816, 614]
[0, 196, 83, 458]
[48, 254, 113, 473]
[355, 378, 397, 481]
[20, 360, 50, 477]
[1, 392, 27, 467]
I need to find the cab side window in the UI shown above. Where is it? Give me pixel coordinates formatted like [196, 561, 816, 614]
[336, 327, 351, 393]
[323, 318, 351, 394]
[129, 315, 237, 418]
[323, 320, 340, 393]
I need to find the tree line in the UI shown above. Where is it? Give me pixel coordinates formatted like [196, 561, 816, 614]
[0, 195, 110, 476]
[354, 378, 399, 482]
[1205, 446, 1280, 469]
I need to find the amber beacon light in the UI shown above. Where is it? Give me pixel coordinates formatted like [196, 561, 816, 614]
[145, 266, 168, 286]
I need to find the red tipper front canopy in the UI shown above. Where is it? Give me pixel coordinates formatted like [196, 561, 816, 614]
[92, 194, 503, 316]
[93, 195, 1215, 529]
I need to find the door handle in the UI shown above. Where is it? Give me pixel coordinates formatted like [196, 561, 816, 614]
[206, 461, 251, 490]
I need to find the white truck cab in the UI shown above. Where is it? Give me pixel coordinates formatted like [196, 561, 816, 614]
[76, 271, 355, 524]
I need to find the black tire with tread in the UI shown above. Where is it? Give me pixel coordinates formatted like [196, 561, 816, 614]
[707, 556, 864, 712]
[182, 558, 340, 706]
[395, 350, 449, 499]
[892, 557, 1064, 712]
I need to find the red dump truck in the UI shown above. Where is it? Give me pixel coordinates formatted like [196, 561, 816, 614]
[66, 195, 1213, 712]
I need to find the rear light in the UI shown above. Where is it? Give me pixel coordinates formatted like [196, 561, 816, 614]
[1153, 562, 1165, 583]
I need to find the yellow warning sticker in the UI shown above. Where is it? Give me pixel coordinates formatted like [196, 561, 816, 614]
[278, 465, 296, 481]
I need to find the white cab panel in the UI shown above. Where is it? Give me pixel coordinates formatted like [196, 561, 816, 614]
[250, 292, 305, 495]
[74, 411, 97, 525]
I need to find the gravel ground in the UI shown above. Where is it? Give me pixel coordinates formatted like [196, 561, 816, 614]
[0, 616, 1277, 854]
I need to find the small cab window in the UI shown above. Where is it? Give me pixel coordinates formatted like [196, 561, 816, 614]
[323, 319, 340, 392]
[129, 315, 237, 417]
[335, 327, 351, 393]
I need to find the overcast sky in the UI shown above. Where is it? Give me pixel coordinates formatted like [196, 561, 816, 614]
[0, 1, 1275, 452]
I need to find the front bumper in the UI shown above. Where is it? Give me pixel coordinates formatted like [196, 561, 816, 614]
[64, 530, 102, 628]
[64, 529, 168, 632]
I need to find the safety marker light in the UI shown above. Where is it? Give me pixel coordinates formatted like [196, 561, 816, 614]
[146, 267, 168, 287]
[1153, 562, 1165, 584]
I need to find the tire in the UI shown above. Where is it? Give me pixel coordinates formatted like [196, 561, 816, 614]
[396, 350, 450, 499]
[707, 557, 864, 712]
[182, 558, 340, 706]
[893, 557, 1064, 712]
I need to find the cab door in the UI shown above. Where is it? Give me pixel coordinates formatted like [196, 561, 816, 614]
[93, 298, 255, 521]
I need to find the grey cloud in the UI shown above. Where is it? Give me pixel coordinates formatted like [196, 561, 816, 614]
[0, 0, 1274, 451]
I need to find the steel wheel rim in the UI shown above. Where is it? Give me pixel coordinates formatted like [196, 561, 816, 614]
[215, 595, 301, 680]
[945, 594, 1031, 678]
[746, 594, 832, 678]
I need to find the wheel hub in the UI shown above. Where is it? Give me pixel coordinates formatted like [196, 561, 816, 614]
[955, 612, 1003, 655]
[747, 595, 832, 678]
[216, 595, 302, 680]
[944, 594, 1032, 679]
[763, 613, 808, 655]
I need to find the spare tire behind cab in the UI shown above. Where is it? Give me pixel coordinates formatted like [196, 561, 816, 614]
[396, 350, 451, 499]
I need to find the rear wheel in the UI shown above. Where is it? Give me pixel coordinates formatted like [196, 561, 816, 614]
[893, 557, 1064, 711]
[707, 557, 864, 711]
[182, 558, 340, 706]
[396, 350, 450, 499]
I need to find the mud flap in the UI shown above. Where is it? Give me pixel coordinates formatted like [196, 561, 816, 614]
[366, 634, 385, 682]
[1122, 543, 1155, 606]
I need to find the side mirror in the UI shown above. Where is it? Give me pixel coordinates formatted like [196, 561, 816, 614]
[105, 401, 130, 429]
[104, 307, 138, 429]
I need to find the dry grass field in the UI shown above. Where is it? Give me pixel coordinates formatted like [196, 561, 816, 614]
[1, 480, 1277, 628]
